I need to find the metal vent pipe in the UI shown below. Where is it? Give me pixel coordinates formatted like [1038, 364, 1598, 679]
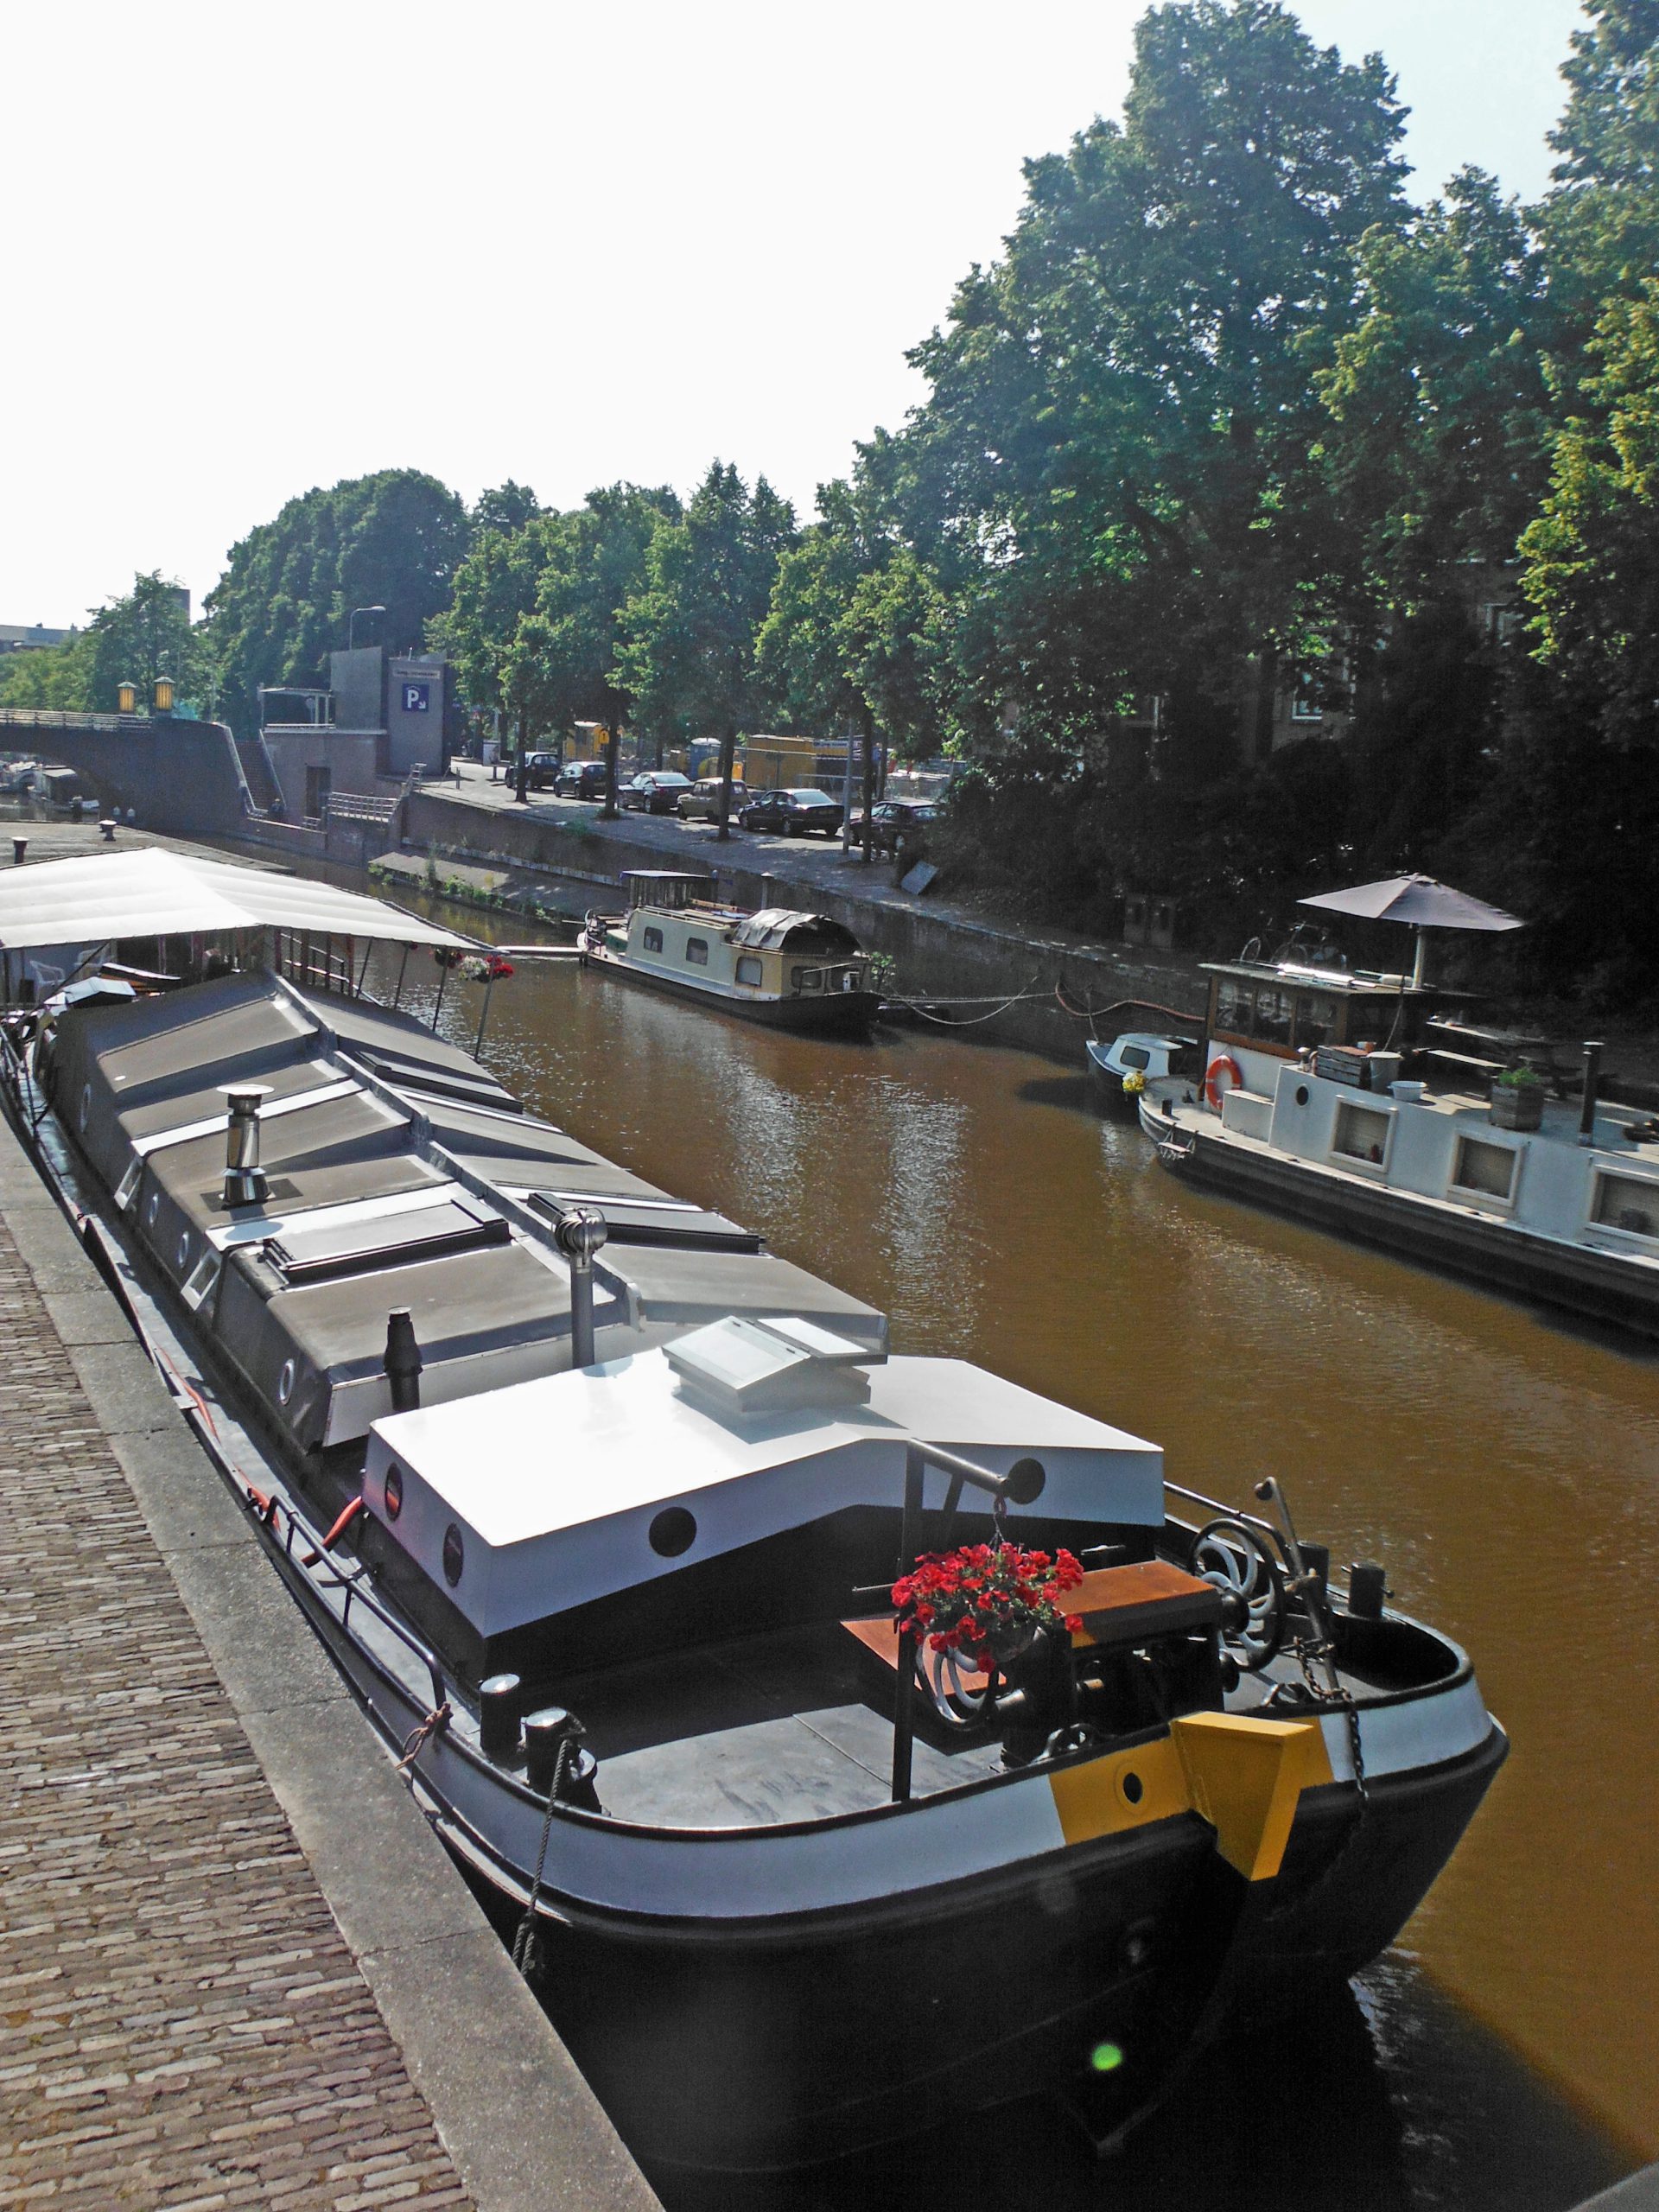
[1579, 1040, 1605, 1146]
[220, 1085, 272, 1207]
[554, 1206, 608, 1369]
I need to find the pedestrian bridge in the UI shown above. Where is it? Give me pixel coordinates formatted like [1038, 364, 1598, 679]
[0, 706, 268, 838]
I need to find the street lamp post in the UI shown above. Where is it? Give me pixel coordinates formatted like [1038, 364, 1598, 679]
[348, 605, 386, 652]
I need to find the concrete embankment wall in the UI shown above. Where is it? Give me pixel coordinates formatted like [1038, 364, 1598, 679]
[403, 791, 1204, 1062]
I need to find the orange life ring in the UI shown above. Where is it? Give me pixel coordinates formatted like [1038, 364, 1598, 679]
[1205, 1053, 1243, 1112]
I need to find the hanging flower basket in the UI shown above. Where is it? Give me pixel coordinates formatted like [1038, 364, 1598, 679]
[461, 953, 514, 983]
[891, 1542, 1084, 1670]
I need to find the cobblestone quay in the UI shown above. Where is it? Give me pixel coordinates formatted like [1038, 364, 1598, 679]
[0, 1214, 474, 2209]
[0, 1096, 658, 2210]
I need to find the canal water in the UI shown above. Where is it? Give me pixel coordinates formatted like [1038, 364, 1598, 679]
[365, 909, 1655, 2208]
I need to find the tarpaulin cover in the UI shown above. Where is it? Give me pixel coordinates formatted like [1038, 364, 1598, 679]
[728, 908, 860, 952]
[0, 849, 481, 953]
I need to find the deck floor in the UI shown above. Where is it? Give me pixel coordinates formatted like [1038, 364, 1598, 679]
[570, 1624, 1005, 1827]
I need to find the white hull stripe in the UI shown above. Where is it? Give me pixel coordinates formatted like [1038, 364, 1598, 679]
[1322, 1674, 1494, 1783]
[406, 1674, 1497, 1922]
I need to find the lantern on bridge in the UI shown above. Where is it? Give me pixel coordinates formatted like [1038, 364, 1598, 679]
[153, 675, 175, 715]
[117, 679, 137, 714]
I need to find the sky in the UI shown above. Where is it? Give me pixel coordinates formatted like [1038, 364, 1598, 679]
[2, 0, 1588, 629]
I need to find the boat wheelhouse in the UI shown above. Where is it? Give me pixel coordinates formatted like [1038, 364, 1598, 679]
[0, 852, 1507, 2168]
[581, 871, 880, 1033]
[1141, 955, 1659, 1337]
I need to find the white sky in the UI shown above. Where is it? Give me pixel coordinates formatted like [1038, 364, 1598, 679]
[2, 0, 1586, 628]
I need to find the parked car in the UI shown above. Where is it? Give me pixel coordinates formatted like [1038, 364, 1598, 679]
[620, 771, 694, 815]
[737, 787, 844, 838]
[677, 776, 743, 822]
[847, 799, 940, 855]
[523, 753, 563, 790]
[556, 759, 611, 799]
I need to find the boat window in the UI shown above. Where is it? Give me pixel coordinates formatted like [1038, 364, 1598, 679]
[643, 927, 664, 953]
[1254, 988, 1294, 1046]
[1120, 1045, 1151, 1071]
[791, 966, 823, 993]
[1214, 979, 1249, 1034]
[1452, 1136, 1517, 1201]
[735, 956, 762, 987]
[685, 937, 709, 967]
[1592, 1172, 1659, 1240]
[1332, 1100, 1391, 1168]
[1294, 993, 1338, 1051]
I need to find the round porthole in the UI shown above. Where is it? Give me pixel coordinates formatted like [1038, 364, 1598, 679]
[442, 1523, 465, 1586]
[1119, 1769, 1145, 1807]
[649, 1506, 697, 1558]
[78, 1084, 92, 1132]
[145, 1191, 160, 1227]
[384, 1464, 404, 1521]
[1294, 1084, 1310, 1107]
[276, 1357, 296, 1406]
[175, 1231, 191, 1268]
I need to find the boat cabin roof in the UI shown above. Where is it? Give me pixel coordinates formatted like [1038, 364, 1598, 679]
[1202, 958, 1421, 999]
[729, 909, 861, 954]
[620, 872, 716, 912]
[365, 1342, 1164, 1635]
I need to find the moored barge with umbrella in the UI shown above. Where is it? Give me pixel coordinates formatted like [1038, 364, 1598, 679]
[0, 850, 1507, 2167]
[1140, 875, 1659, 1338]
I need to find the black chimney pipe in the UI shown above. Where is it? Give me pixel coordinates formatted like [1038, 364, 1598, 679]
[1579, 1040, 1605, 1146]
[385, 1307, 423, 1412]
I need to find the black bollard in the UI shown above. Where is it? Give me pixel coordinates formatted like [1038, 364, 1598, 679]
[384, 1308, 423, 1413]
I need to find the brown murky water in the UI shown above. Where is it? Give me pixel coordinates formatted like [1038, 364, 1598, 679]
[358, 905, 1657, 2204]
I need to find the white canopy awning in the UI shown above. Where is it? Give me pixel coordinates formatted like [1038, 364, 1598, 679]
[0, 849, 481, 953]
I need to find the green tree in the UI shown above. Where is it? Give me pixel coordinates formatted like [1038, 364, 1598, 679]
[1520, 276, 1659, 742]
[1318, 170, 1552, 606]
[616, 463, 796, 836]
[1542, 0, 1659, 352]
[528, 485, 681, 813]
[204, 470, 467, 734]
[890, 0, 1409, 785]
[82, 573, 202, 712]
[757, 483, 946, 852]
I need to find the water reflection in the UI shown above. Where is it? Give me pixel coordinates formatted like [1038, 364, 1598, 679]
[348, 904, 1652, 2194]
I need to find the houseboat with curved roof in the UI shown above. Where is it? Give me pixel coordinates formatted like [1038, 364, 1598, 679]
[580, 871, 880, 1033]
[1139, 952, 1659, 1338]
[0, 851, 1507, 2168]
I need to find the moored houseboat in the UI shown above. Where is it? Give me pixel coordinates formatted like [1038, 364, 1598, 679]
[581, 870, 880, 1033]
[0, 851, 1507, 2169]
[1139, 950, 1659, 1338]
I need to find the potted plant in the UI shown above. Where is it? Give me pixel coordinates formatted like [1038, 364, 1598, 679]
[892, 1541, 1085, 1758]
[1491, 1065, 1545, 1131]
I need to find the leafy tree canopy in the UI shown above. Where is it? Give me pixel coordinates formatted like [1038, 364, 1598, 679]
[204, 469, 467, 734]
[886, 0, 1409, 764]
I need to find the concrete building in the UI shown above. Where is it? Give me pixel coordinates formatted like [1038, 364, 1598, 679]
[257, 646, 453, 823]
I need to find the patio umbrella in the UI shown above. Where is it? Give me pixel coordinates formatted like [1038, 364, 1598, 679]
[1298, 874, 1523, 986]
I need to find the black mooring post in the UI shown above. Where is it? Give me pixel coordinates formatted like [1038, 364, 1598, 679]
[385, 1308, 423, 1413]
